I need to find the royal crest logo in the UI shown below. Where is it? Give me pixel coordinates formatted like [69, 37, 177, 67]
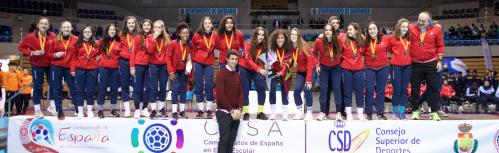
[19, 118, 58, 153]
[131, 119, 184, 153]
[453, 123, 478, 153]
[334, 120, 346, 128]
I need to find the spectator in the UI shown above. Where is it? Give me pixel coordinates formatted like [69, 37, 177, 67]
[448, 26, 457, 36]
[456, 24, 464, 35]
[440, 80, 464, 113]
[477, 80, 498, 113]
[18, 68, 32, 115]
[1, 63, 22, 116]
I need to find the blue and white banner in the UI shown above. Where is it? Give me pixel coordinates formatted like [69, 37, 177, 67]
[311, 8, 372, 15]
[179, 8, 238, 15]
[442, 57, 468, 76]
[7, 116, 499, 153]
[481, 38, 494, 70]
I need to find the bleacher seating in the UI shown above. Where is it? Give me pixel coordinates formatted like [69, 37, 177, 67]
[0, 0, 63, 17]
[77, 8, 123, 20]
[433, 8, 478, 20]
[443, 31, 499, 46]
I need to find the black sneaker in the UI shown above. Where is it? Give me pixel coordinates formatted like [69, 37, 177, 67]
[196, 111, 204, 119]
[110, 109, 120, 117]
[243, 113, 250, 121]
[150, 110, 157, 119]
[160, 108, 168, 118]
[57, 112, 65, 120]
[377, 113, 388, 120]
[98, 110, 105, 119]
[179, 111, 188, 119]
[206, 110, 213, 119]
[366, 113, 373, 120]
[256, 112, 268, 120]
[172, 112, 179, 120]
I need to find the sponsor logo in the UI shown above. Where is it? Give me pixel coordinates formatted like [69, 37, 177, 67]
[329, 120, 370, 153]
[19, 118, 58, 153]
[453, 123, 478, 153]
[131, 119, 184, 153]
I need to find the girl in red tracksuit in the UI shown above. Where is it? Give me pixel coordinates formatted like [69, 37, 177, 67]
[388, 18, 412, 120]
[313, 23, 343, 121]
[215, 15, 245, 69]
[290, 28, 315, 121]
[240, 27, 270, 121]
[340, 22, 367, 121]
[167, 23, 192, 120]
[18, 17, 56, 118]
[130, 19, 153, 119]
[440, 79, 463, 112]
[48, 21, 78, 120]
[119, 16, 140, 117]
[97, 24, 122, 118]
[72, 25, 100, 119]
[191, 17, 217, 119]
[268, 29, 292, 121]
[147, 20, 171, 119]
[364, 22, 391, 120]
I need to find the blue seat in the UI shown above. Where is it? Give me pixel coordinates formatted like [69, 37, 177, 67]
[463, 40, 471, 46]
[472, 40, 480, 46]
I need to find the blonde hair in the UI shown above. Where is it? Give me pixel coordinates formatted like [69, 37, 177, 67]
[153, 20, 171, 45]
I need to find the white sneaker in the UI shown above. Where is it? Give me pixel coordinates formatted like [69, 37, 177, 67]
[47, 107, 57, 116]
[141, 109, 150, 117]
[293, 111, 304, 120]
[124, 110, 131, 118]
[269, 113, 277, 120]
[77, 111, 84, 119]
[282, 112, 289, 121]
[315, 112, 327, 121]
[458, 106, 464, 114]
[438, 110, 449, 117]
[34, 111, 44, 119]
[346, 114, 354, 121]
[134, 110, 141, 119]
[358, 114, 367, 121]
[87, 111, 94, 118]
[335, 112, 343, 121]
[304, 112, 313, 121]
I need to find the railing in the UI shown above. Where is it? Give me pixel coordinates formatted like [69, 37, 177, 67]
[5, 82, 33, 117]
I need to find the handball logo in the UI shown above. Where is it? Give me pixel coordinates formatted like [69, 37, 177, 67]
[19, 118, 58, 153]
[453, 123, 478, 153]
[494, 129, 499, 152]
[131, 119, 184, 153]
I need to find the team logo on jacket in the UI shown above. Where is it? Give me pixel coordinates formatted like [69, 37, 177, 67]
[19, 118, 58, 153]
[453, 123, 478, 153]
[131, 119, 184, 153]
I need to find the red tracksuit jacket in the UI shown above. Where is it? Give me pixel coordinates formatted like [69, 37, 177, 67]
[409, 24, 445, 63]
[313, 38, 341, 67]
[388, 35, 412, 66]
[48, 35, 78, 68]
[294, 48, 314, 83]
[340, 38, 365, 71]
[71, 41, 100, 72]
[18, 31, 57, 67]
[239, 42, 264, 72]
[166, 40, 192, 74]
[119, 33, 136, 60]
[215, 31, 245, 64]
[130, 34, 150, 67]
[98, 38, 122, 68]
[146, 35, 170, 65]
[364, 35, 391, 69]
[191, 32, 217, 65]
[440, 85, 456, 97]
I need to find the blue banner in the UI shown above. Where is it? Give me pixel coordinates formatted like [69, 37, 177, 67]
[311, 8, 372, 15]
[179, 8, 238, 15]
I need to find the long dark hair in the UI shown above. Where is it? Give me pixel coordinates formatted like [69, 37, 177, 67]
[139, 19, 153, 47]
[100, 24, 121, 51]
[218, 15, 237, 34]
[344, 22, 366, 50]
[249, 27, 269, 61]
[196, 17, 214, 35]
[75, 25, 96, 48]
[35, 16, 51, 37]
[269, 29, 291, 52]
[366, 21, 383, 46]
[291, 28, 311, 56]
[321, 23, 340, 57]
[121, 16, 139, 36]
